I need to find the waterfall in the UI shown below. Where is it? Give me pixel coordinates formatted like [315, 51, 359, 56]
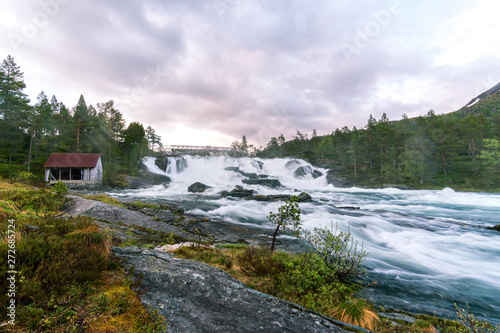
[141, 155, 327, 192]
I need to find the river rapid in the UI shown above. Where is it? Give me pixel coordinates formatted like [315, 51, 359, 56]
[107, 155, 500, 324]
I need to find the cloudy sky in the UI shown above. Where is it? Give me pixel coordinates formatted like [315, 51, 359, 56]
[1, 0, 499, 147]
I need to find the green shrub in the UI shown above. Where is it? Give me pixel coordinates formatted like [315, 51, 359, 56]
[15, 171, 35, 184]
[52, 180, 69, 196]
[304, 222, 368, 281]
[0, 216, 114, 329]
[329, 297, 379, 330]
[0, 188, 67, 215]
[238, 246, 279, 276]
[455, 304, 500, 333]
[0, 163, 26, 179]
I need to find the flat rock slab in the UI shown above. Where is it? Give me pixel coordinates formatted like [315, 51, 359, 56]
[113, 247, 362, 333]
[63, 196, 193, 242]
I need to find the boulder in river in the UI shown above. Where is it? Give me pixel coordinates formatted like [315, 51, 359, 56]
[228, 186, 254, 198]
[487, 224, 500, 232]
[154, 156, 169, 172]
[242, 178, 282, 188]
[312, 170, 323, 178]
[188, 182, 211, 193]
[297, 192, 313, 202]
[285, 159, 301, 169]
[294, 166, 312, 178]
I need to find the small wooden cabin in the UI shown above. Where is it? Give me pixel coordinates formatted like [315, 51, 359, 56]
[44, 153, 103, 183]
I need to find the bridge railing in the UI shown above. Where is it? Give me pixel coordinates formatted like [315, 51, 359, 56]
[160, 145, 247, 156]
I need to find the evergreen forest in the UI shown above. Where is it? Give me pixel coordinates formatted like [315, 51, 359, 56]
[258, 89, 500, 191]
[0, 55, 162, 184]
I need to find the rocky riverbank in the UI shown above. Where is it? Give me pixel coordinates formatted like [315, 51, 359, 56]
[62, 195, 364, 332]
[61, 192, 481, 332]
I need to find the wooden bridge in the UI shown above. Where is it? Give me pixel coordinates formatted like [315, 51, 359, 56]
[161, 145, 246, 156]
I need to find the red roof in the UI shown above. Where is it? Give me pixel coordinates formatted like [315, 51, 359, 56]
[44, 153, 101, 168]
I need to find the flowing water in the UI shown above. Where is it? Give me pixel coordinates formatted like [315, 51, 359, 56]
[108, 155, 500, 324]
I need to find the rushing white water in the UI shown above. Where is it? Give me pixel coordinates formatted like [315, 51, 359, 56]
[110, 156, 500, 324]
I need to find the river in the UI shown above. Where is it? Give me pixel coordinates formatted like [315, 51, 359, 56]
[107, 155, 500, 324]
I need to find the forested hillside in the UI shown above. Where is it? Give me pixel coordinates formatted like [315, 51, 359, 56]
[259, 88, 500, 191]
[0, 55, 162, 184]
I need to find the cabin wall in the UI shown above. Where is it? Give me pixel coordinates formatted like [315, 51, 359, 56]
[89, 157, 103, 181]
[44, 156, 103, 182]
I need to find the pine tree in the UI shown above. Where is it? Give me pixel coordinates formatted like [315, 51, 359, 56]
[0, 55, 30, 163]
[241, 135, 248, 151]
[73, 95, 90, 152]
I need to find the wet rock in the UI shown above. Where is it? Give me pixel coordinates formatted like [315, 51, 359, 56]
[188, 182, 211, 193]
[175, 157, 188, 172]
[126, 169, 171, 188]
[113, 247, 355, 333]
[246, 172, 259, 179]
[297, 192, 313, 202]
[294, 166, 312, 178]
[487, 224, 500, 232]
[139, 207, 179, 223]
[285, 159, 301, 169]
[225, 167, 269, 180]
[154, 156, 169, 172]
[378, 313, 416, 324]
[242, 178, 282, 188]
[252, 194, 292, 202]
[312, 170, 323, 178]
[326, 169, 352, 188]
[228, 186, 254, 198]
[125, 176, 155, 189]
[63, 195, 194, 243]
[64, 182, 106, 190]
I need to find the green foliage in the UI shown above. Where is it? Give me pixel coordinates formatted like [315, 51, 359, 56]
[479, 138, 500, 168]
[215, 243, 249, 249]
[303, 222, 368, 281]
[267, 196, 302, 250]
[0, 187, 67, 215]
[330, 297, 379, 330]
[0, 216, 110, 328]
[455, 304, 500, 333]
[0, 163, 26, 179]
[52, 180, 68, 196]
[237, 246, 358, 300]
[14, 171, 35, 184]
[83, 193, 126, 208]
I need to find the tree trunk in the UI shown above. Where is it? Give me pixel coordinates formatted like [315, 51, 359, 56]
[380, 146, 383, 175]
[471, 138, 476, 161]
[271, 225, 280, 251]
[354, 155, 357, 177]
[441, 138, 447, 177]
[76, 126, 80, 152]
[28, 133, 33, 173]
